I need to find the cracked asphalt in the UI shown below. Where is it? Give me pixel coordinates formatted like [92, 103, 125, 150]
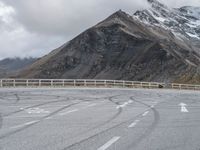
[0, 88, 199, 150]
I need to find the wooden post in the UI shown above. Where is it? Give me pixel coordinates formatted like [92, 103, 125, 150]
[13, 79, 16, 87]
[62, 80, 65, 87]
[104, 80, 107, 87]
[74, 80, 76, 87]
[123, 81, 125, 88]
[0, 80, 2, 87]
[26, 80, 29, 87]
[39, 80, 41, 87]
[84, 80, 86, 86]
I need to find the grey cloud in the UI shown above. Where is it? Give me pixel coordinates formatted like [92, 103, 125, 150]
[0, 0, 200, 59]
[1, 0, 150, 37]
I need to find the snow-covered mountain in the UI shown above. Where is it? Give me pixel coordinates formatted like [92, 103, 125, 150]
[134, 0, 200, 41]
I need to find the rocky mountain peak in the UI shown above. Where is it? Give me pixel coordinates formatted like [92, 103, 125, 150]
[179, 6, 200, 20]
[134, 0, 200, 45]
[16, 0, 200, 84]
[147, 0, 168, 10]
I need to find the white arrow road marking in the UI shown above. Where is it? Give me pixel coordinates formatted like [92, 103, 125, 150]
[128, 120, 140, 128]
[97, 136, 120, 150]
[179, 103, 189, 113]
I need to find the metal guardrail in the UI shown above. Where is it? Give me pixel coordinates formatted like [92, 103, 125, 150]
[0, 79, 199, 91]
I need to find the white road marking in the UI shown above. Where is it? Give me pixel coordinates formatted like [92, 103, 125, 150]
[116, 105, 121, 109]
[87, 103, 97, 107]
[152, 101, 158, 104]
[179, 103, 188, 113]
[10, 120, 39, 129]
[25, 108, 50, 114]
[128, 120, 140, 128]
[116, 100, 133, 109]
[59, 109, 79, 116]
[142, 111, 149, 116]
[97, 136, 120, 150]
[128, 100, 133, 104]
[46, 117, 53, 120]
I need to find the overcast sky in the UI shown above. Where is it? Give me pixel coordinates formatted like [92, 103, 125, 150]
[0, 0, 200, 60]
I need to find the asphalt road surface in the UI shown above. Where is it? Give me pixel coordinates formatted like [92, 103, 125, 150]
[0, 88, 200, 150]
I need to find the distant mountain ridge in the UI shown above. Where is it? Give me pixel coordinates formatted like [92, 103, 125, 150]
[17, 0, 200, 84]
[0, 57, 37, 78]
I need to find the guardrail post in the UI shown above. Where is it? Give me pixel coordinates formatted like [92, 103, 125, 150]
[62, 80, 65, 87]
[0, 79, 2, 87]
[51, 79, 53, 87]
[123, 81, 125, 88]
[84, 80, 86, 87]
[39, 80, 41, 87]
[114, 80, 116, 87]
[26, 80, 29, 87]
[74, 80, 76, 87]
[13, 79, 15, 87]
[171, 84, 174, 89]
[94, 80, 97, 87]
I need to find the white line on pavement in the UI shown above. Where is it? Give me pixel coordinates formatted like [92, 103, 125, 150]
[128, 120, 140, 128]
[10, 120, 39, 129]
[59, 109, 79, 116]
[142, 111, 149, 116]
[87, 103, 97, 107]
[151, 105, 155, 108]
[128, 100, 133, 104]
[97, 136, 120, 150]
[116, 100, 133, 109]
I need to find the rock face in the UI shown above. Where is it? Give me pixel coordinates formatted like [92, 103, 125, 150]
[18, 0, 200, 83]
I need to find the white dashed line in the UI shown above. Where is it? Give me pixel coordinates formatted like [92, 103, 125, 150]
[128, 100, 133, 104]
[87, 103, 97, 107]
[97, 136, 120, 150]
[10, 120, 39, 129]
[142, 111, 149, 116]
[128, 120, 140, 128]
[116, 100, 133, 109]
[59, 109, 79, 116]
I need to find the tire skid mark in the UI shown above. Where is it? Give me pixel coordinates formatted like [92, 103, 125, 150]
[0, 101, 82, 140]
[3, 95, 106, 117]
[3, 98, 70, 117]
[62, 95, 160, 150]
[14, 94, 20, 103]
[0, 96, 108, 139]
[127, 96, 160, 149]
[79, 95, 123, 134]
[0, 113, 3, 129]
[63, 95, 140, 150]
[0, 93, 20, 104]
